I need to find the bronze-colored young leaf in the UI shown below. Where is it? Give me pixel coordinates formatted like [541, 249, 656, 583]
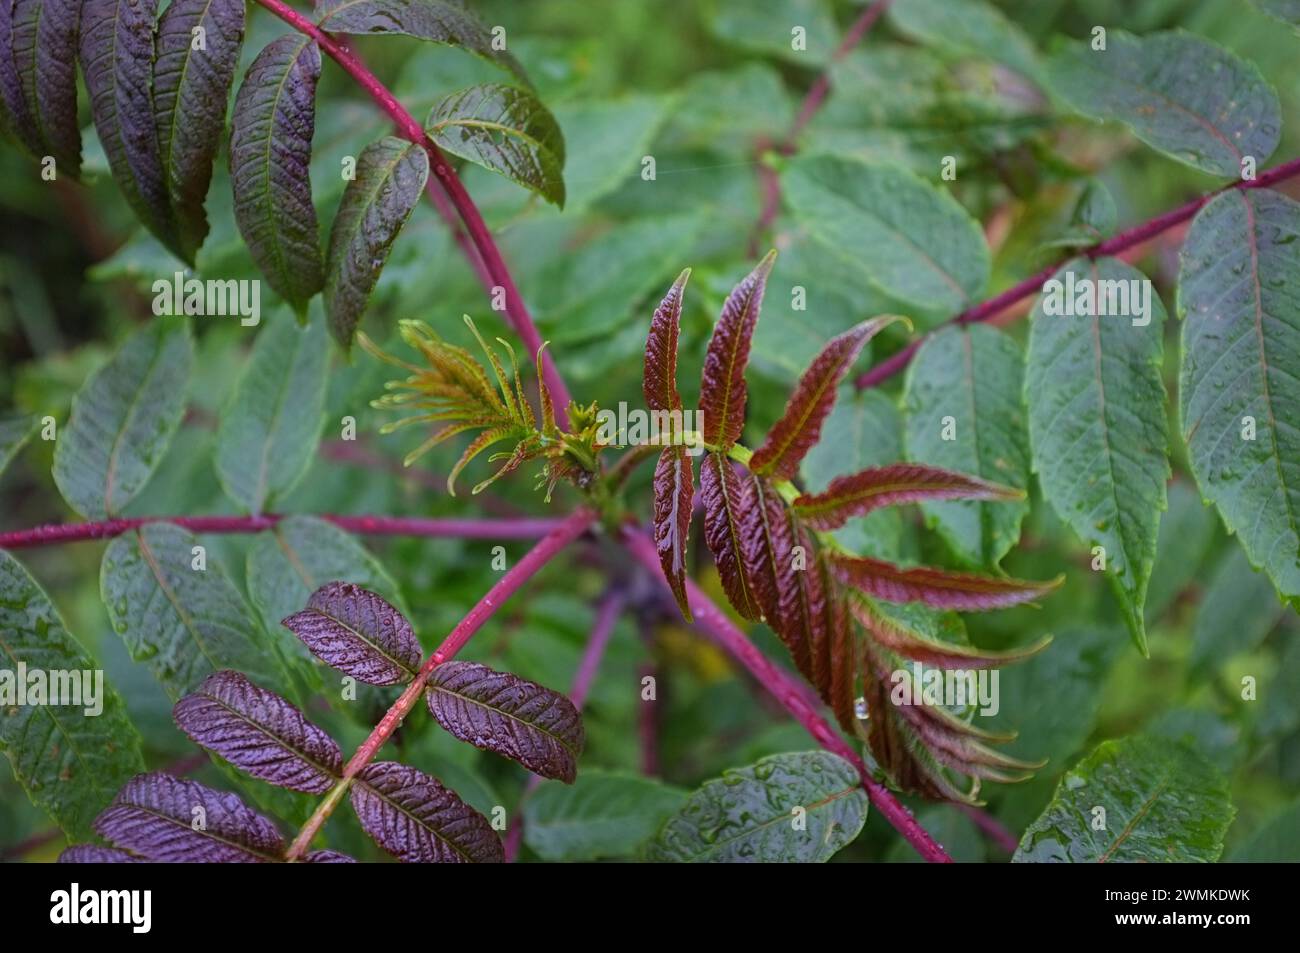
[700, 252, 776, 449]
[653, 445, 695, 620]
[644, 268, 690, 413]
[794, 464, 1024, 531]
[751, 317, 900, 480]
[699, 451, 762, 621]
[829, 553, 1061, 611]
[425, 661, 584, 782]
[850, 594, 1051, 669]
[351, 761, 503, 863]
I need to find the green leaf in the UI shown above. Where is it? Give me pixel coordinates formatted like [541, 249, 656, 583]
[802, 386, 907, 560]
[904, 325, 1030, 568]
[1014, 735, 1234, 862]
[80, 0, 184, 257]
[888, 0, 1044, 86]
[1256, 0, 1300, 27]
[1178, 188, 1300, 601]
[706, 0, 839, 66]
[523, 771, 688, 861]
[52, 320, 193, 519]
[1190, 546, 1287, 679]
[645, 751, 868, 862]
[316, 0, 529, 84]
[230, 34, 325, 315]
[426, 83, 564, 206]
[1046, 30, 1280, 178]
[100, 522, 290, 701]
[1230, 797, 1300, 861]
[0, 550, 145, 840]
[154, 0, 246, 261]
[1144, 480, 1217, 624]
[216, 316, 329, 513]
[1026, 258, 1170, 652]
[548, 95, 670, 213]
[784, 155, 990, 313]
[1039, 178, 1117, 253]
[324, 136, 430, 349]
[0, 412, 36, 477]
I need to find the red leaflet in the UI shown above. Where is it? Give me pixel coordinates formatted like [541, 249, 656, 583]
[850, 595, 1051, 669]
[700, 251, 776, 449]
[644, 268, 690, 413]
[751, 317, 900, 480]
[735, 470, 785, 625]
[351, 762, 503, 863]
[795, 463, 1024, 530]
[281, 581, 422, 685]
[829, 553, 1061, 611]
[653, 445, 694, 620]
[699, 452, 762, 620]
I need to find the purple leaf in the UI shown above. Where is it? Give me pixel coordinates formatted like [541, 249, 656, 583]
[700, 252, 775, 450]
[351, 762, 503, 863]
[699, 451, 762, 621]
[425, 661, 584, 782]
[9, 0, 82, 176]
[58, 845, 143, 863]
[644, 268, 690, 413]
[94, 773, 285, 862]
[281, 581, 422, 685]
[828, 553, 1062, 611]
[652, 445, 694, 622]
[173, 670, 343, 794]
[304, 849, 357, 863]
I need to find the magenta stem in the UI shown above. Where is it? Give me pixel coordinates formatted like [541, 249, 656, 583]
[620, 526, 953, 863]
[0, 513, 567, 550]
[787, 0, 894, 143]
[957, 802, 1020, 854]
[251, 0, 572, 426]
[285, 508, 597, 860]
[854, 154, 1300, 390]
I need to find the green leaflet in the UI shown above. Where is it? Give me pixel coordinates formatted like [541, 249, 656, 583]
[229, 34, 325, 315]
[784, 155, 990, 314]
[324, 136, 430, 349]
[706, 0, 839, 66]
[52, 320, 193, 519]
[79, 0, 183, 257]
[1046, 30, 1280, 178]
[1230, 797, 1300, 861]
[1189, 546, 1288, 679]
[803, 386, 908, 560]
[153, 0, 246, 261]
[888, 0, 1045, 87]
[1178, 188, 1300, 602]
[645, 751, 868, 862]
[1256, 0, 1300, 26]
[548, 95, 671, 214]
[426, 83, 565, 206]
[1026, 258, 1170, 653]
[216, 315, 329, 514]
[1014, 736, 1234, 862]
[1145, 480, 1217, 625]
[316, 0, 530, 85]
[523, 771, 688, 861]
[100, 522, 291, 701]
[0, 412, 36, 477]
[0, 550, 144, 840]
[905, 325, 1030, 568]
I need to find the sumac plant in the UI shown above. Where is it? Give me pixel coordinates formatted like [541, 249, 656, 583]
[2, 0, 1300, 866]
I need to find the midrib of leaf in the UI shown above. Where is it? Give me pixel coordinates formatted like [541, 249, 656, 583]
[273, 525, 316, 589]
[428, 680, 578, 755]
[200, 690, 339, 778]
[307, 606, 418, 679]
[103, 333, 169, 517]
[715, 288, 758, 445]
[120, 801, 282, 861]
[680, 784, 858, 861]
[1241, 193, 1300, 547]
[1096, 772, 1170, 863]
[135, 529, 224, 673]
[0, 630, 97, 797]
[355, 778, 475, 862]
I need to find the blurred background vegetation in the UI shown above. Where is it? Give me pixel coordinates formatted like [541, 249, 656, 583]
[2, 0, 1299, 861]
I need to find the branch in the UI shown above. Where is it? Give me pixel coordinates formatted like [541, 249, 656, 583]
[502, 585, 625, 862]
[854, 154, 1300, 390]
[251, 0, 573, 426]
[285, 507, 598, 860]
[0, 513, 567, 550]
[619, 526, 953, 863]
